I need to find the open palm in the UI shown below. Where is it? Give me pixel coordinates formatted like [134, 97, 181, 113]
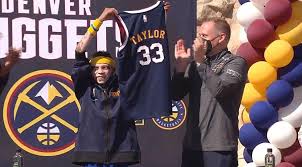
[175, 39, 191, 62]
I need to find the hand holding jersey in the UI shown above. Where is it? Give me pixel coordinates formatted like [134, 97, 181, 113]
[98, 8, 118, 22]
[75, 8, 118, 53]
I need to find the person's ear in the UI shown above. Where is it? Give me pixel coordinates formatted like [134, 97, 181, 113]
[218, 33, 226, 43]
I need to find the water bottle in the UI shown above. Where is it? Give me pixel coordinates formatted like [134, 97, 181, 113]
[265, 148, 275, 167]
[12, 149, 23, 167]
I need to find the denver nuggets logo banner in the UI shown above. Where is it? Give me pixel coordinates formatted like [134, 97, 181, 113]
[0, 0, 195, 167]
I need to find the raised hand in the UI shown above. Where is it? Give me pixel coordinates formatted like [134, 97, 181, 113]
[98, 8, 118, 21]
[0, 48, 21, 76]
[192, 37, 207, 64]
[164, 1, 171, 13]
[175, 39, 191, 72]
[4, 48, 21, 67]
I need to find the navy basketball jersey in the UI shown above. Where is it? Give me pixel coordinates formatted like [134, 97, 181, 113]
[116, 1, 171, 120]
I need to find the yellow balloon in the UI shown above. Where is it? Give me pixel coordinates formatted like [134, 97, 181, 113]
[248, 61, 277, 89]
[264, 40, 294, 68]
[276, 1, 302, 46]
[241, 83, 266, 108]
[242, 108, 251, 124]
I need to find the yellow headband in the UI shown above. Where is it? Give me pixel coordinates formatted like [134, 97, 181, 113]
[89, 56, 116, 68]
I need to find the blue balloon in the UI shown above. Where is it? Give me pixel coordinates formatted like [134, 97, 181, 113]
[239, 123, 268, 150]
[267, 80, 294, 108]
[294, 44, 302, 59]
[280, 62, 302, 87]
[278, 58, 302, 77]
[239, 0, 250, 5]
[249, 101, 278, 129]
[243, 148, 253, 163]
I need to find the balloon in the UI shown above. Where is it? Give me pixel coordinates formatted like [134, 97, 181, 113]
[278, 59, 302, 86]
[264, 40, 294, 68]
[279, 86, 302, 127]
[236, 42, 264, 67]
[241, 83, 266, 108]
[298, 127, 302, 146]
[242, 108, 251, 124]
[281, 63, 302, 87]
[276, 1, 302, 46]
[249, 101, 278, 129]
[245, 162, 257, 167]
[247, 19, 276, 49]
[239, 26, 249, 44]
[248, 61, 277, 89]
[244, 148, 253, 163]
[239, 123, 268, 149]
[250, 0, 270, 12]
[264, 0, 292, 26]
[252, 143, 282, 166]
[282, 140, 302, 166]
[276, 162, 296, 167]
[267, 121, 297, 149]
[267, 80, 294, 108]
[239, 0, 250, 5]
[237, 2, 264, 28]
[294, 44, 302, 59]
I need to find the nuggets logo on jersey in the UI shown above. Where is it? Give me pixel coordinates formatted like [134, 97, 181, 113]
[153, 100, 187, 130]
[3, 70, 80, 156]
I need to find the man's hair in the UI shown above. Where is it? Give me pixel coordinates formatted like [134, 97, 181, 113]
[198, 17, 231, 42]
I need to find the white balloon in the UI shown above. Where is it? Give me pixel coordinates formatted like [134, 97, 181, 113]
[252, 143, 282, 166]
[237, 2, 264, 28]
[279, 86, 302, 128]
[298, 126, 302, 147]
[245, 162, 257, 167]
[250, 0, 270, 12]
[267, 121, 297, 149]
[239, 26, 249, 44]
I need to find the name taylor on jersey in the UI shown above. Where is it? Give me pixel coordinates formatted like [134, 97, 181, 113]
[130, 29, 166, 45]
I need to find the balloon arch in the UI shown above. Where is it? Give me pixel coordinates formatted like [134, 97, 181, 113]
[236, 0, 302, 166]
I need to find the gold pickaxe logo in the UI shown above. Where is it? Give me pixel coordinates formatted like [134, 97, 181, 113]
[3, 70, 80, 156]
[14, 81, 79, 134]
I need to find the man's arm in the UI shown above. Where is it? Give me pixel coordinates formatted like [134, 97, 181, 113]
[198, 57, 247, 98]
[171, 39, 192, 100]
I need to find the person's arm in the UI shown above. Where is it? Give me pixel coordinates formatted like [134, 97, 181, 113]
[72, 8, 118, 99]
[76, 8, 118, 53]
[163, 1, 171, 21]
[198, 57, 247, 98]
[171, 39, 192, 100]
[0, 48, 21, 77]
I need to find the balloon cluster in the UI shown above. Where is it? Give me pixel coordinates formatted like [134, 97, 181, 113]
[236, 0, 302, 166]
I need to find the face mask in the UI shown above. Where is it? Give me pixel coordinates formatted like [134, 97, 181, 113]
[200, 35, 221, 55]
[205, 39, 212, 55]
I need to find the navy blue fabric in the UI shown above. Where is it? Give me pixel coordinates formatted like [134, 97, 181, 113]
[181, 150, 238, 167]
[84, 163, 128, 167]
[117, 1, 171, 120]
